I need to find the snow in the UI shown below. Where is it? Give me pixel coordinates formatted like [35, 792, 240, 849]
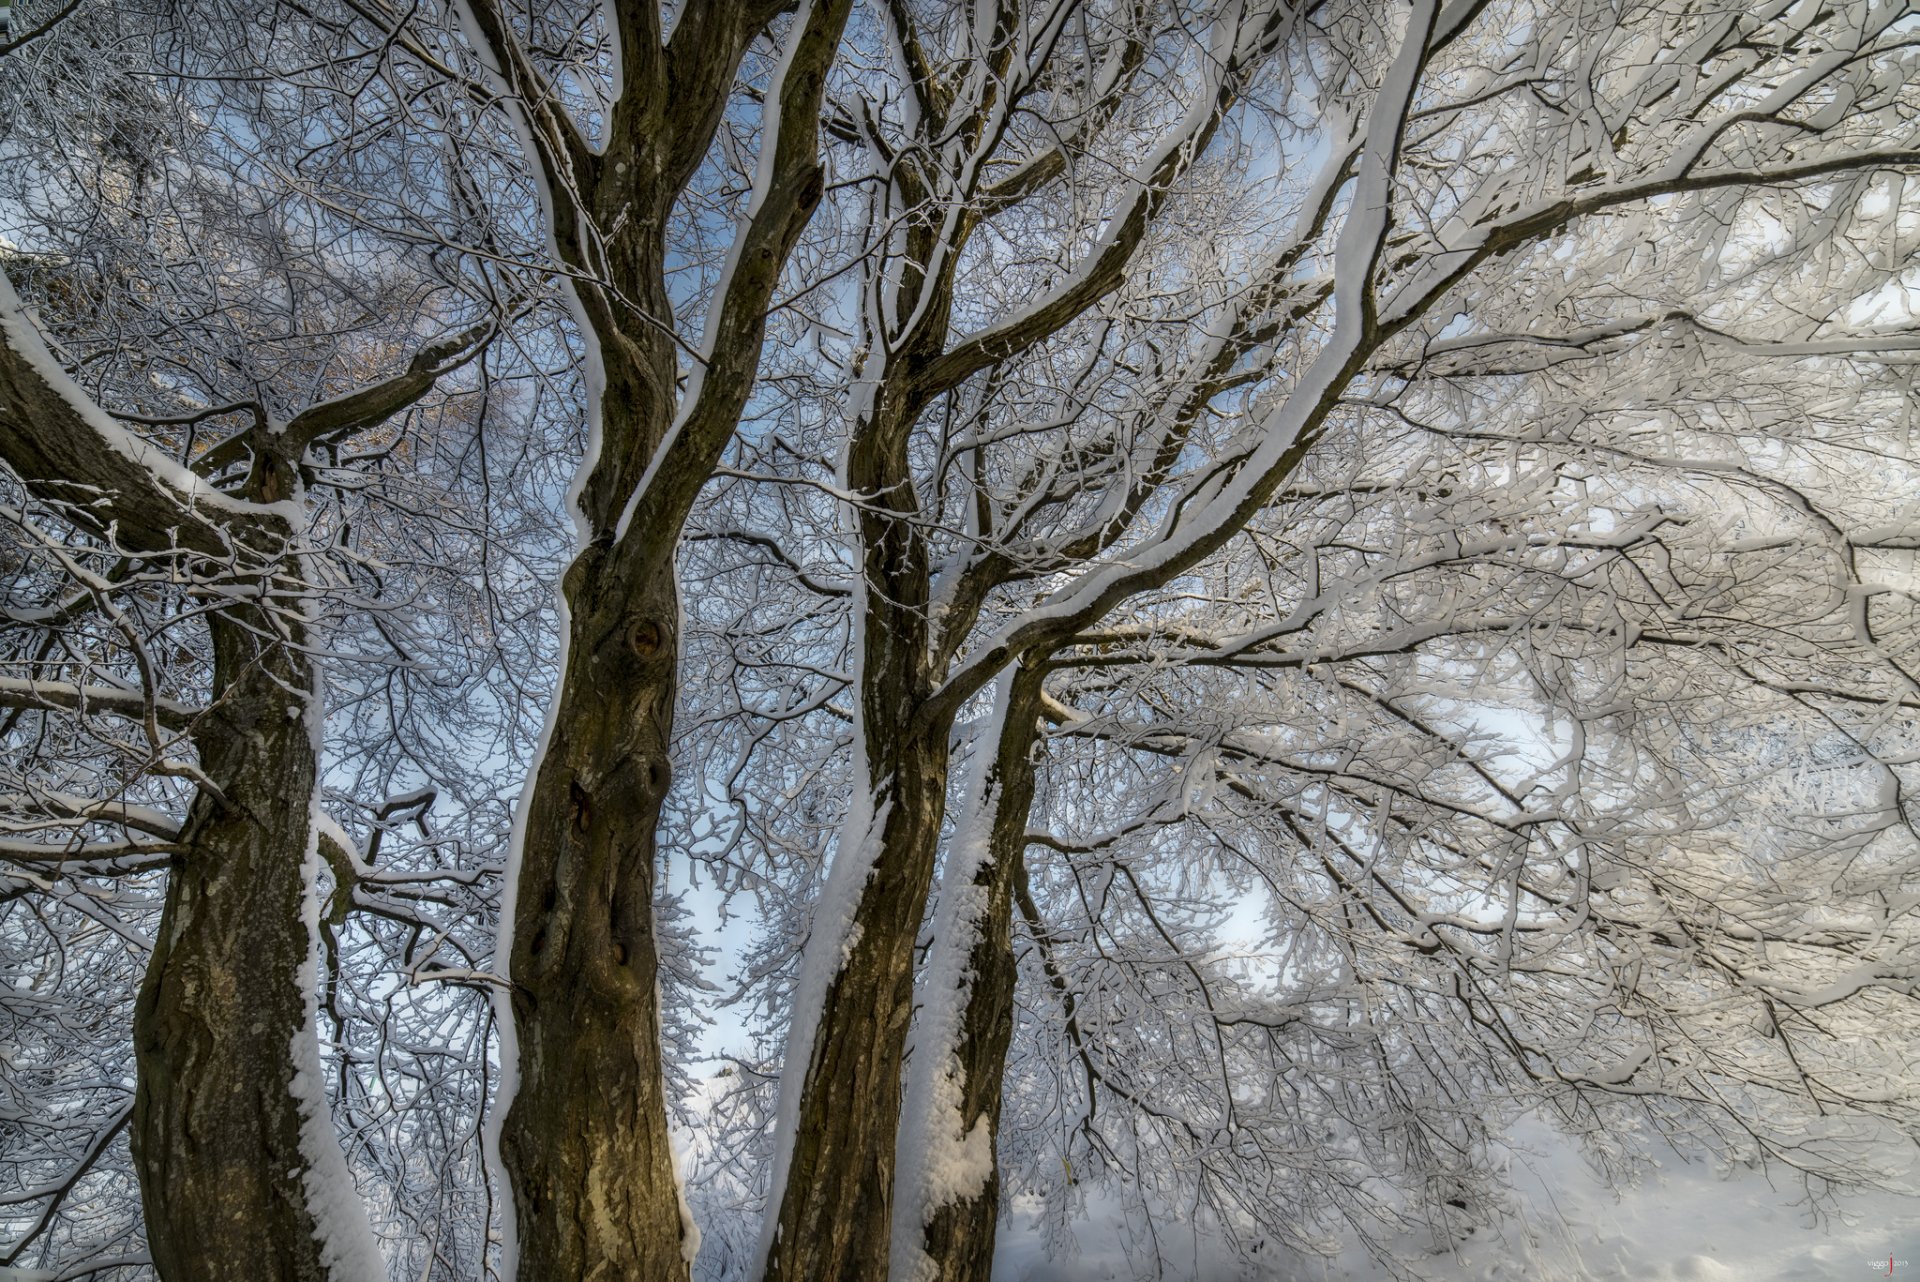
[278, 492, 386, 1280]
[0, 677, 199, 726]
[669, 1112, 705, 1267]
[753, 775, 895, 1266]
[310, 810, 369, 876]
[1333, 0, 1436, 341]
[0, 787, 178, 838]
[290, 798, 390, 1281]
[892, 678, 1016, 1282]
[0, 273, 300, 530]
[991, 1117, 1920, 1281]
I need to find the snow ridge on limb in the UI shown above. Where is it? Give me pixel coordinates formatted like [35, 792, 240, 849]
[293, 802, 391, 1281]
[613, 0, 829, 544]
[0, 677, 201, 731]
[920, 0, 1442, 730]
[923, 0, 1920, 731]
[890, 677, 1016, 1282]
[0, 274, 290, 552]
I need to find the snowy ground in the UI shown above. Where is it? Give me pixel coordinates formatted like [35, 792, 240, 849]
[991, 1119, 1920, 1281]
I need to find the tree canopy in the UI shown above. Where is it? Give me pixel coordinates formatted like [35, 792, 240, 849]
[2, 1, 1919, 1280]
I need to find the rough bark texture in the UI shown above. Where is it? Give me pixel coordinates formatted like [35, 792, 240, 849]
[763, 733, 950, 1282]
[915, 670, 1044, 1282]
[455, 4, 851, 1271]
[495, 546, 692, 1281]
[3, 277, 368, 1281]
[763, 359, 954, 1280]
[130, 612, 342, 1282]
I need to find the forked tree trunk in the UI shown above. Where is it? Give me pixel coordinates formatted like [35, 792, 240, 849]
[495, 544, 692, 1280]
[454, 2, 853, 1270]
[131, 611, 382, 1282]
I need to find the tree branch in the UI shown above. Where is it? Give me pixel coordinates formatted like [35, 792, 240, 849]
[0, 677, 202, 731]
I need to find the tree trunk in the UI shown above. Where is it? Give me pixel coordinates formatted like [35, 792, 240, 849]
[132, 611, 382, 1282]
[895, 668, 1044, 1282]
[761, 723, 950, 1282]
[760, 348, 965, 1278]
[495, 543, 692, 1280]
[459, 1, 852, 1266]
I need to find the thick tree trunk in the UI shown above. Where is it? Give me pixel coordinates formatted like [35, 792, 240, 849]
[496, 544, 692, 1281]
[132, 612, 381, 1282]
[4, 267, 383, 1280]
[761, 726, 951, 1282]
[760, 354, 965, 1279]
[896, 669, 1044, 1282]
[459, 0, 852, 1262]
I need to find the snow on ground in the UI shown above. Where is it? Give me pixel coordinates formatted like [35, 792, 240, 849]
[992, 1118, 1920, 1281]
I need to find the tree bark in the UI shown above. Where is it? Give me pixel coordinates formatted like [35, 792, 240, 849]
[762, 375, 956, 1280]
[762, 727, 951, 1282]
[904, 669, 1044, 1282]
[3, 273, 381, 1281]
[494, 544, 693, 1281]
[131, 610, 381, 1282]
[453, 5, 852, 1269]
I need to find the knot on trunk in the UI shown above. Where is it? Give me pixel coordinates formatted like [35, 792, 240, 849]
[569, 778, 592, 834]
[625, 617, 664, 658]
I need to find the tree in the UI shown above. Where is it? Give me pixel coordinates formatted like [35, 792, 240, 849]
[0, 4, 549, 1276]
[681, 1, 1920, 1278]
[439, 2, 859, 1275]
